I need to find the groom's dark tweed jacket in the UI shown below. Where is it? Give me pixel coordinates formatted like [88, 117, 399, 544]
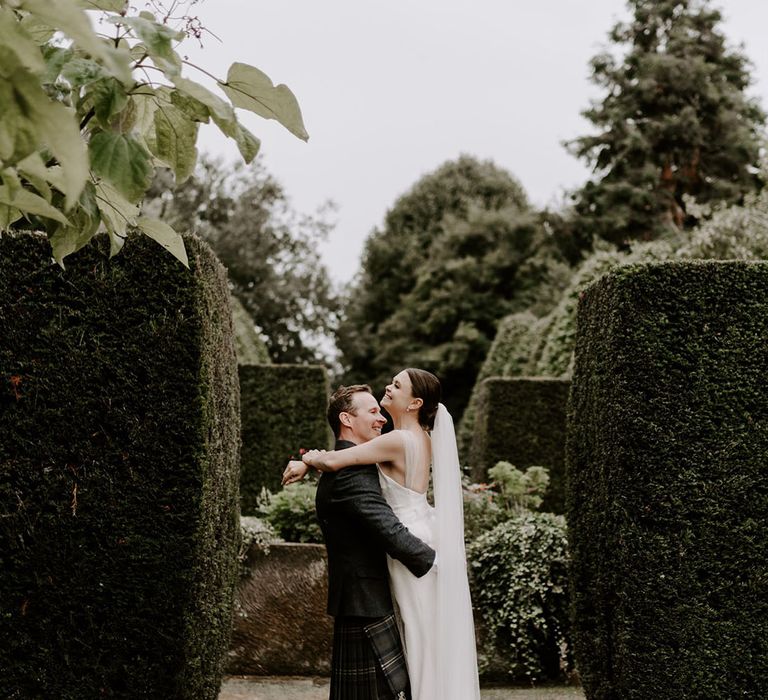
[316, 439, 435, 618]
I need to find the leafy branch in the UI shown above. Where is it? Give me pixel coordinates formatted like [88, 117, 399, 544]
[0, 0, 308, 267]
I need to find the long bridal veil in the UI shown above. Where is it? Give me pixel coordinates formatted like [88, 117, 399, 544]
[432, 403, 481, 700]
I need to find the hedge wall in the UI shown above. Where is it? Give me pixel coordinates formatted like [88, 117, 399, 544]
[567, 260, 768, 698]
[458, 311, 539, 461]
[469, 377, 569, 513]
[0, 231, 241, 699]
[239, 364, 330, 513]
[231, 295, 270, 365]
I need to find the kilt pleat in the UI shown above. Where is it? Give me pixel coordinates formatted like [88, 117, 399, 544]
[330, 616, 409, 700]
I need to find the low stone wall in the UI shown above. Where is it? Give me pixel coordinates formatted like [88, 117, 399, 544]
[228, 542, 333, 675]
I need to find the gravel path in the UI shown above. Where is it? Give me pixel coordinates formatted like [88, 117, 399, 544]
[219, 676, 585, 700]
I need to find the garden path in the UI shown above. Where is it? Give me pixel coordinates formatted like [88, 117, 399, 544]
[219, 676, 585, 699]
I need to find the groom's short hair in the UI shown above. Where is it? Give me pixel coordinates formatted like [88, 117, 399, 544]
[327, 384, 372, 438]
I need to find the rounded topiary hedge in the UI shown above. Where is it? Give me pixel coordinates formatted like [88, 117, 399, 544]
[458, 311, 539, 461]
[567, 260, 768, 699]
[0, 231, 241, 699]
[469, 377, 570, 513]
[239, 364, 330, 513]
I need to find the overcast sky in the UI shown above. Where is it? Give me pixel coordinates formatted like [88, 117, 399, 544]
[183, 0, 768, 284]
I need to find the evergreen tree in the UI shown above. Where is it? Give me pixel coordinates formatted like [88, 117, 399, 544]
[568, 0, 765, 248]
[146, 158, 339, 364]
[336, 156, 570, 416]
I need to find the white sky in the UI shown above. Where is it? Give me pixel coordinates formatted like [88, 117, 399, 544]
[183, 0, 768, 284]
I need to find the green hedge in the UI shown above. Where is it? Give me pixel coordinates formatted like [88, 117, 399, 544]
[0, 231, 241, 699]
[239, 364, 329, 513]
[567, 260, 768, 698]
[458, 311, 539, 461]
[231, 295, 270, 364]
[469, 377, 570, 513]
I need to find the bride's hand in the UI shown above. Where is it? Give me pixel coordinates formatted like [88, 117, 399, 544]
[302, 449, 331, 470]
[282, 460, 309, 486]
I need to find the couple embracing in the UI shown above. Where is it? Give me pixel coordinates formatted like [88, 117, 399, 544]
[282, 368, 480, 700]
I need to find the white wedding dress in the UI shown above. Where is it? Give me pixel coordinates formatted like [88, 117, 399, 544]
[378, 413, 480, 700]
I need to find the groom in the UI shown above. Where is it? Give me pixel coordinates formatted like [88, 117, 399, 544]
[313, 384, 435, 700]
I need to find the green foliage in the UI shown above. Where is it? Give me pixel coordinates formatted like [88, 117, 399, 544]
[239, 516, 279, 572]
[568, 0, 765, 247]
[239, 364, 330, 513]
[468, 512, 572, 682]
[568, 260, 768, 697]
[337, 155, 570, 416]
[458, 311, 539, 459]
[468, 378, 570, 513]
[0, 230, 241, 699]
[488, 461, 549, 513]
[258, 483, 323, 544]
[230, 295, 270, 365]
[145, 157, 339, 364]
[0, 0, 307, 267]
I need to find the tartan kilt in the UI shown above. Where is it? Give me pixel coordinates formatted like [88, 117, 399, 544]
[330, 615, 410, 700]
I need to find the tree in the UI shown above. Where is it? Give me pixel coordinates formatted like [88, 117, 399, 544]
[336, 156, 570, 416]
[567, 0, 765, 248]
[146, 157, 339, 364]
[0, 0, 307, 266]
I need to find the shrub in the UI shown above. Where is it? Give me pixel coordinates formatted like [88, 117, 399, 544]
[469, 377, 570, 512]
[568, 260, 768, 698]
[231, 296, 270, 364]
[258, 482, 323, 544]
[468, 512, 572, 682]
[239, 364, 330, 513]
[458, 311, 539, 461]
[0, 231, 240, 699]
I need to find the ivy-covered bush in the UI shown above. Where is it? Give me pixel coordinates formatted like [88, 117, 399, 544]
[258, 482, 323, 543]
[0, 231, 241, 699]
[239, 364, 330, 513]
[568, 260, 768, 698]
[468, 512, 572, 682]
[469, 377, 570, 513]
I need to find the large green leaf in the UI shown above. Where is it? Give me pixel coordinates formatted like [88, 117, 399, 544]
[8, 74, 88, 207]
[109, 14, 182, 77]
[149, 100, 198, 183]
[233, 122, 260, 163]
[21, 0, 131, 83]
[171, 76, 237, 137]
[49, 180, 101, 265]
[170, 89, 210, 123]
[0, 80, 39, 163]
[16, 153, 52, 202]
[89, 130, 153, 202]
[94, 178, 137, 257]
[17, 154, 69, 197]
[0, 203, 22, 228]
[78, 0, 127, 11]
[0, 7, 45, 74]
[221, 62, 308, 141]
[136, 215, 188, 268]
[60, 56, 107, 88]
[87, 76, 129, 125]
[0, 183, 69, 224]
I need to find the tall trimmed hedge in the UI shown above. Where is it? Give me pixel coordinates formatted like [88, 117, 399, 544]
[239, 364, 330, 512]
[458, 311, 539, 461]
[0, 231, 241, 699]
[469, 377, 569, 513]
[567, 260, 768, 698]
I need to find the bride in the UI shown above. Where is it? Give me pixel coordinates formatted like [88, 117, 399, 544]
[282, 368, 480, 700]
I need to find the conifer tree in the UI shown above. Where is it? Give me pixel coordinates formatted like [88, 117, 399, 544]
[568, 0, 765, 247]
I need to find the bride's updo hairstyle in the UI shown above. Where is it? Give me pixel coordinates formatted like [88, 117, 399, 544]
[405, 368, 441, 431]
